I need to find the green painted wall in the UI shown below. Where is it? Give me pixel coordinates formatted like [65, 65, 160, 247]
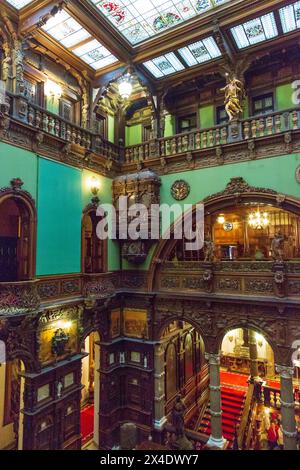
[81, 169, 120, 271]
[164, 114, 175, 137]
[125, 124, 142, 146]
[199, 105, 214, 129]
[0, 142, 37, 199]
[276, 83, 294, 110]
[107, 114, 115, 143]
[36, 158, 82, 276]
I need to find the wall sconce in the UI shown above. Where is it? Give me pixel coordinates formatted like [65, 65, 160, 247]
[88, 176, 101, 205]
[217, 214, 225, 224]
[44, 79, 62, 100]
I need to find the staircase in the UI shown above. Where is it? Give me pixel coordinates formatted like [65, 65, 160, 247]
[198, 386, 246, 446]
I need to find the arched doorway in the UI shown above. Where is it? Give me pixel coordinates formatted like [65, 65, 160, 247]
[0, 340, 25, 450]
[80, 331, 101, 449]
[0, 181, 36, 281]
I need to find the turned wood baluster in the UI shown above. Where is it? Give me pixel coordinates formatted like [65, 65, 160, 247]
[125, 148, 130, 163]
[42, 112, 48, 132]
[195, 131, 201, 149]
[81, 132, 87, 148]
[71, 127, 77, 144]
[275, 114, 282, 133]
[171, 137, 177, 154]
[139, 144, 144, 161]
[166, 138, 171, 155]
[251, 120, 257, 138]
[48, 115, 54, 134]
[182, 134, 188, 152]
[35, 110, 41, 129]
[86, 132, 91, 149]
[177, 136, 182, 153]
[209, 129, 214, 147]
[145, 143, 149, 160]
[160, 140, 165, 157]
[221, 127, 227, 144]
[66, 124, 71, 142]
[266, 115, 273, 135]
[292, 110, 299, 130]
[259, 118, 264, 137]
[76, 129, 81, 145]
[202, 131, 207, 148]
[28, 105, 34, 126]
[54, 118, 60, 137]
[215, 128, 221, 146]
[243, 121, 250, 139]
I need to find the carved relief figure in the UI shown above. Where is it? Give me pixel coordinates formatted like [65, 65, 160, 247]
[221, 77, 245, 121]
[271, 231, 285, 262]
[204, 235, 214, 262]
[171, 395, 186, 437]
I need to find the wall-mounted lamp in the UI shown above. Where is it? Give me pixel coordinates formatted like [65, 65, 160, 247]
[118, 73, 133, 100]
[44, 79, 62, 100]
[88, 176, 101, 205]
[217, 214, 225, 224]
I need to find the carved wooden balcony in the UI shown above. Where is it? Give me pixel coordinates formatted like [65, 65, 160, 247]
[0, 279, 40, 315]
[124, 108, 300, 173]
[157, 260, 300, 299]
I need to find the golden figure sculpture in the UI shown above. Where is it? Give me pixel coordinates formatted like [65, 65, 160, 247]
[221, 77, 245, 121]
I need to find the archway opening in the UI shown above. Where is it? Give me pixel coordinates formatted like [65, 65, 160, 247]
[0, 341, 25, 450]
[0, 196, 34, 281]
[80, 331, 100, 449]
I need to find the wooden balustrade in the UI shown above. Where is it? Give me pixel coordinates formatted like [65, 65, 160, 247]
[124, 108, 300, 164]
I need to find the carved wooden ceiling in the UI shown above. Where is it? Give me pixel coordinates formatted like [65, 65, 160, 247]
[3, 0, 300, 89]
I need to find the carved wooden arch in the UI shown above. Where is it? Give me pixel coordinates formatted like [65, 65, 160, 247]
[81, 202, 108, 274]
[154, 313, 209, 352]
[148, 177, 300, 291]
[0, 179, 37, 280]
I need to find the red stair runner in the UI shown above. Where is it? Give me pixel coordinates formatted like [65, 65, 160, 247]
[81, 404, 94, 445]
[198, 385, 246, 446]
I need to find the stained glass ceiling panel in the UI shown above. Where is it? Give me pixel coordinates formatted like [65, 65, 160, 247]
[90, 0, 231, 45]
[279, 2, 300, 33]
[5, 0, 33, 8]
[42, 10, 118, 69]
[231, 13, 278, 49]
[178, 36, 221, 66]
[143, 53, 185, 78]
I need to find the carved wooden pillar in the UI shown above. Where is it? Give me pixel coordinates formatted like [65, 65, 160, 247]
[153, 344, 167, 434]
[276, 365, 297, 450]
[249, 330, 259, 382]
[205, 353, 226, 449]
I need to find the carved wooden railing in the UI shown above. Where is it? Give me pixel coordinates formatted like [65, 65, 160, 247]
[237, 383, 255, 449]
[124, 108, 300, 164]
[0, 279, 40, 314]
[158, 260, 300, 298]
[6, 93, 123, 162]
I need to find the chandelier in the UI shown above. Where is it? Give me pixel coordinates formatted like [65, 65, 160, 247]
[248, 208, 269, 230]
[118, 73, 133, 100]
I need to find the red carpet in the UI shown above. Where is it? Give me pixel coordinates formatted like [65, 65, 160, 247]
[81, 405, 94, 445]
[220, 371, 248, 389]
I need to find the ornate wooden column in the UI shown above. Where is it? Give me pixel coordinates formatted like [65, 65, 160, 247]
[205, 353, 226, 449]
[276, 365, 297, 450]
[153, 343, 167, 435]
[249, 330, 259, 382]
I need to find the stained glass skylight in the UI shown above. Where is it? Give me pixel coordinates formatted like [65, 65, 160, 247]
[178, 36, 221, 66]
[143, 53, 185, 78]
[279, 2, 300, 33]
[231, 13, 278, 49]
[42, 10, 118, 69]
[73, 39, 118, 69]
[5, 0, 33, 8]
[90, 0, 231, 45]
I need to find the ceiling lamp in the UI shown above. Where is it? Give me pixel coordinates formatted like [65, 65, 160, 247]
[118, 74, 133, 100]
[248, 208, 269, 230]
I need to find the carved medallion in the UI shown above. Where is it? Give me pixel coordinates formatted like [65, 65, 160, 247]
[171, 180, 190, 201]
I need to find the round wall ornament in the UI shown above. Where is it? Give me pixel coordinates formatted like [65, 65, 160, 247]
[171, 180, 190, 201]
[296, 165, 300, 183]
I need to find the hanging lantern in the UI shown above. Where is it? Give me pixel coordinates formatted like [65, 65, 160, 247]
[118, 74, 133, 100]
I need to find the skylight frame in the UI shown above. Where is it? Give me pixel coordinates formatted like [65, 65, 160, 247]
[90, 0, 232, 46]
[178, 36, 222, 67]
[5, 0, 34, 9]
[143, 52, 185, 79]
[279, 1, 300, 33]
[230, 12, 278, 49]
[42, 10, 118, 71]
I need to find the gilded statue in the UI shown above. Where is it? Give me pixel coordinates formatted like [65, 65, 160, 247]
[221, 77, 245, 121]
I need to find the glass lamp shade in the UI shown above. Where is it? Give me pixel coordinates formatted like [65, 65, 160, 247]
[118, 78, 133, 99]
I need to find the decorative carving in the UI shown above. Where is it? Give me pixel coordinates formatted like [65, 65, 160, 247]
[221, 77, 245, 121]
[204, 177, 277, 203]
[271, 231, 285, 262]
[0, 281, 40, 315]
[51, 329, 69, 356]
[203, 236, 214, 262]
[171, 180, 190, 201]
